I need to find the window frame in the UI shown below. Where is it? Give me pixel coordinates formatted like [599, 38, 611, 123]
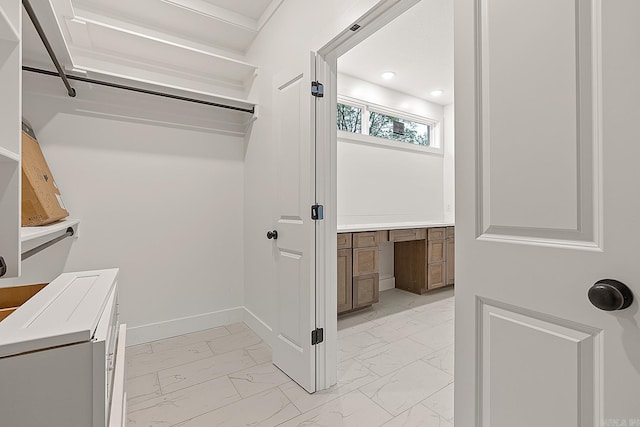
[337, 95, 443, 155]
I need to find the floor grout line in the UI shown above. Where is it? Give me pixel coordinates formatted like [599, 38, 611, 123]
[128, 288, 454, 425]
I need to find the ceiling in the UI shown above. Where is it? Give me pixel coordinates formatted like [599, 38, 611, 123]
[338, 0, 454, 106]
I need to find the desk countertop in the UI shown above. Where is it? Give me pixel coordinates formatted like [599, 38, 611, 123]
[337, 221, 455, 233]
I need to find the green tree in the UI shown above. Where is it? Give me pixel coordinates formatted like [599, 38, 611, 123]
[337, 104, 362, 133]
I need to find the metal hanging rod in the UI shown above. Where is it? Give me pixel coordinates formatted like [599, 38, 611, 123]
[22, 0, 76, 97]
[23, 66, 255, 114]
[22, 0, 255, 114]
[21, 227, 75, 261]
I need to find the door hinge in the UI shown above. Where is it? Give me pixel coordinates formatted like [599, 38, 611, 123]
[311, 204, 324, 220]
[311, 81, 324, 98]
[311, 328, 324, 345]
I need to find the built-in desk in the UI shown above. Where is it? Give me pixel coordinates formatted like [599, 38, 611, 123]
[337, 223, 454, 315]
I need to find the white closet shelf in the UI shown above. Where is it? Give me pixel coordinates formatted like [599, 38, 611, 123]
[0, 146, 19, 163]
[69, 62, 257, 113]
[21, 219, 80, 243]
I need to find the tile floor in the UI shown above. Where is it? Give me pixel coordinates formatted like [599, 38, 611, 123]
[125, 287, 454, 426]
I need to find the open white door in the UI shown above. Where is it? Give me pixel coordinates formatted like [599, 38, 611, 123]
[456, 0, 640, 425]
[271, 52, 317, 393]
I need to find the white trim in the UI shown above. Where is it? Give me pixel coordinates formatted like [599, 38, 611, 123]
[243, 307, 275, 348]
[338, 130, 443, 155]
[126, 306, 244, 346]
[379, 277, 396, 292]
[315, 0, 426, 392]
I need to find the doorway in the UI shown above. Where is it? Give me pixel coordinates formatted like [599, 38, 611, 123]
[315, 0, 455, 423]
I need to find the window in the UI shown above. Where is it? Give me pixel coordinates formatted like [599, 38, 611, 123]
[337, 97, 440, 151]
[337, 103, 362, 133]
[368, 111, 431, 147]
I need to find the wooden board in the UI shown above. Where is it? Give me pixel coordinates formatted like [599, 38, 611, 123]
[0, 283, 47, 309]
[394, 240, 426, 295]
[337, 248, 353, 314]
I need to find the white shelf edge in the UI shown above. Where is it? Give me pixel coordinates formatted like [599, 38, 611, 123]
[0, 146, 19, 162]
[72, 64, 258, 112]
[21, 219, 80, 243]
[0, 5, 19, 44]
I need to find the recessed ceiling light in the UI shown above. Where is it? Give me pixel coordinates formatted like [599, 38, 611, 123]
[381, 72, 395, 80]
[431, 89, 445, 97]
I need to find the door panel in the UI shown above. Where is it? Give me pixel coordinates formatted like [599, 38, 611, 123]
[477, 0, 597, 245]
[456, 0, 640, 424]
[480, 301, 598, 427]
[272, 52, 316, 393]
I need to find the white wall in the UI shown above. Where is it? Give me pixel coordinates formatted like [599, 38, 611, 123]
[443, 103, 455, 222]
[337, 73, 446, 226]
[20, 73, 245, 345]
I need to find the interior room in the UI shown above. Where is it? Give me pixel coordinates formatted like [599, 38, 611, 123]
[3, 0, 632, 425]
[0, 0, 461, 424]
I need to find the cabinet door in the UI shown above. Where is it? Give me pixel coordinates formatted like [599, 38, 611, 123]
[427, 239, 446, 263]
[446, 237, 454, 285]
[353, 247, 378, 276]
[337, 249, 352, 314]
[353, 273, 379, 309]
[427, 262, 446, 290]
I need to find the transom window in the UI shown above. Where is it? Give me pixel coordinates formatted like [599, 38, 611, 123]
[337, 97, 440, 150]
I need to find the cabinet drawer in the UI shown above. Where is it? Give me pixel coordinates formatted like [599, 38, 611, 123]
[428, 239, 446, 263]
[389, 228, 426, 242]
[337, 233, 352, 249]
[427, 262, 446, 289]
[353, 274, 379, 309]
[353, 247, 379, 276]
[428, 228, 446, 241]
[353, 232, 379, 248]
[446, 227, 455, 238]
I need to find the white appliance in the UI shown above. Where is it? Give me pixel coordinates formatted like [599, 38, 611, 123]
[0, 268, 126, 427]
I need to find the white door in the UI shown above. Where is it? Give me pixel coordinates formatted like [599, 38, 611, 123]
[271, 52, 317, 393]
[456, 0, 640, 425]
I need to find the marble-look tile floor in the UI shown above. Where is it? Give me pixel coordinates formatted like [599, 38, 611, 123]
[126, 287, 454, 426]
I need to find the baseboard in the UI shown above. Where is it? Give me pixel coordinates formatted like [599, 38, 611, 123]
[126, 306, 245, 346]
[380, 276, 396, 292]
[243, 307, 274, 348]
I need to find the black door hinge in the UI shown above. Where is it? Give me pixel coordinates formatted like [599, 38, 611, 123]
[311, 328, 324, 345]
[311, 204, 324, 220]
[311, 81, 324, 98]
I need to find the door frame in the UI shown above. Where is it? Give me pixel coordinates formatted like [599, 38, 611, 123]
[314, 0, 422, 390]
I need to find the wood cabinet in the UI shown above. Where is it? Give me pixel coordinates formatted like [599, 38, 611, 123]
[337, 231, 379, 314]
[353, 274, 379, 309]
[394, 226, 455, 295]
[337, 248, 352, 313]
[446, 227, 455, 285]
[338, 226, 454, 313]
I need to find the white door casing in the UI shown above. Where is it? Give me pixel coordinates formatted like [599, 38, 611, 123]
[271, 52, 317, 393]
[456, 0, 640, 426]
